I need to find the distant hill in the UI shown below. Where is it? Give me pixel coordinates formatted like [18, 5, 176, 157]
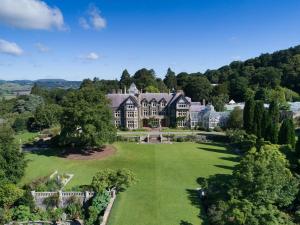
[0, 79, 81, 99]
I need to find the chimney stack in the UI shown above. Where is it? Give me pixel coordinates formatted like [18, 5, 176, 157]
[202, 99, 206, 106]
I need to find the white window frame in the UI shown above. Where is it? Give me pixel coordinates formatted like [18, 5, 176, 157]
[115, 111, 120, 117]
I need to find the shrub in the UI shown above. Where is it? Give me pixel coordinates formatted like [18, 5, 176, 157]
[15, 190, 36, 211]
[12, 117, 28, 132]
[43, 194, 59, 209]
[213, 126, 223, 132]
[85, 191, 111, 225]
[65, 203, 83, 220]
[0, 207, 13, 224]
[48, 208, 63, 222]
[12, 205, 31, 221]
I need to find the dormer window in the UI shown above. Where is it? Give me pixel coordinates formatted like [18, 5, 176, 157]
[161, 101, 166, 107]
[151, 101, 157, 107]
[142, 101, 148, 107]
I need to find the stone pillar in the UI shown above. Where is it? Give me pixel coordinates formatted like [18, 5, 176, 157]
[58, 191, 63, 208]
[31, 191, 36, 200]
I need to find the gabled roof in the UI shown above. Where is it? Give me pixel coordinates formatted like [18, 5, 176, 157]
[106, 94, 139, 109]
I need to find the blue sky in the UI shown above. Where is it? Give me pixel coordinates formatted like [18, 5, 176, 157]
[0, 0, 300, 81]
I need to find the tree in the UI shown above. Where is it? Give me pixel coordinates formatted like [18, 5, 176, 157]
[13, 95, 44, 113]
[227, 107, 243, 129]
[184, 76, 212, 102]
[91, 168, 136, 192]
[34, 104, 63, 130]
[119, 69, 132, 89]
[0, 126, 26, 183]
[59, 86, 116, 148]
[229, 76, 248, 102]
[12, 116, 28, 132]
[163, 68, 177, 90]
[278, 118, 295, 148]
[202, 144, 299, 225]
[243, 97, 255, 134]
[251, 67, 282, 88]
[265, 100, 279, 143]
[145, 85, 159, 93]
[232, 145, 299, 207]
[212, 94, 229, 112]
[133, 68, 157, 90]
[253, 101, 264, 138]
[0, 183, 24, 208]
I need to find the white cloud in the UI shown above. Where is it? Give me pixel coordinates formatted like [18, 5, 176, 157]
[0, 0, 64, 30]
[86, 52, 99, 60]
[0, 39, 23, 56]
[79, 17, 90, 30]
[89, 6, 106, 30]
[79, 5, 106, 30]
[35, 42, 49, 52]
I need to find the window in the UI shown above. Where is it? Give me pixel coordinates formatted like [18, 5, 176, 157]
[177, 120, 185, 128]
[178, 110, 187, 117]
[115, 120, 121, 127]
[152, 109, 157, 116]
[127, 104, 134, 109]
[178, 103, 187, 108]
[127, 111, 134, 117]
[161, 101, 166, 107]
[142, 101, 148, 107]
[143, 109, 148, 117]
[127, 121, 135, 129]
[115, 111, 120, 117]
[151, 101, 157, 107]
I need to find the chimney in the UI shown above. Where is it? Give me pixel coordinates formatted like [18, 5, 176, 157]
[202, 99, 206, 106]
[124, 85, 127, 94]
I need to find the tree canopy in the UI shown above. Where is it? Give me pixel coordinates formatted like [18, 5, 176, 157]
[59, 85, 116, 148]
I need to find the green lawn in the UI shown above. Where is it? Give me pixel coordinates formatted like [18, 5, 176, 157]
[21, 142, 238, 225]
[15, 132, 39, 144]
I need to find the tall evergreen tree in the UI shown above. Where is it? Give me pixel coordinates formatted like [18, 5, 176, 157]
[243, 97, 255, 133]
[253, 101, 264, 138]
[266, 100, 280, 143]
[163, 68, 177, 90]
[278, 118, 296, 148]
[261, 109, 270, 139]
[119, 69, 132, 89]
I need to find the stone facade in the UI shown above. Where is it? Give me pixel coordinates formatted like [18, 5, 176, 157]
[107, 83, 230, 130]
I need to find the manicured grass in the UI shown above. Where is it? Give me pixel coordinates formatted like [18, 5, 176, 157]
[15, 132, 39, 144]
[21, 142, 238, 225]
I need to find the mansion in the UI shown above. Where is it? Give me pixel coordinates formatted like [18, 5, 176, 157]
[106, 83, 229, 130]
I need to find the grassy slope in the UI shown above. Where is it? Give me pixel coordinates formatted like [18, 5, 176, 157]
[21, 142, 238, 225]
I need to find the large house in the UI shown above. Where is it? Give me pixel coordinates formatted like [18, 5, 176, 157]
[106, 83, 230, 130]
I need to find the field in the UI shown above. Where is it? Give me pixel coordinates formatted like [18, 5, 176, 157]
[21, 142, 238, 225]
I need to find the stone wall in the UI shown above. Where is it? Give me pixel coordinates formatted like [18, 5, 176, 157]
[32, 191, 94, 209]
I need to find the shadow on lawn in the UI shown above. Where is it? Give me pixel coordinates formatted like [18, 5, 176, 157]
[219, 156, 240, 163]
[214, 164, 236, 170]
[186, 188, 210, 225]
[197, 146, 236, 155]
[180, 220, 193, 225]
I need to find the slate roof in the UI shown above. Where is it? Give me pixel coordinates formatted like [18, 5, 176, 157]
[190, 102, 205, 112]
[140, 93, 174, 103]
[106, 92, 191, 109]
[106, 94, 132, 108]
